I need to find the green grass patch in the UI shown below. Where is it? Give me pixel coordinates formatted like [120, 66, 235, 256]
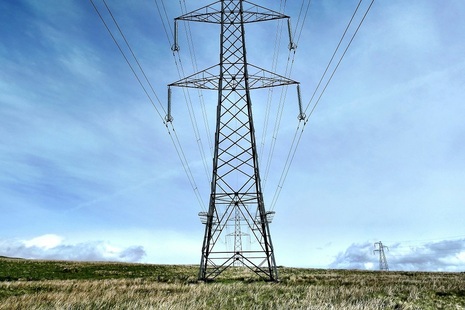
[1, 257, 464, 309]
[0, 258, 197, 282]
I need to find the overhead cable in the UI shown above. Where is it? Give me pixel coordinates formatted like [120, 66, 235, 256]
[91, 0, 207, 211]
[270, 0, 376, 211]
[89, 0, 166, 123]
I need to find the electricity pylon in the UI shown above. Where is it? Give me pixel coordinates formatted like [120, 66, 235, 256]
[373, 241, 389, 271]
[167, 0, 304, 281]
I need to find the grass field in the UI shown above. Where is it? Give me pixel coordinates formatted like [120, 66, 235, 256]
[1, 257, 464, 309]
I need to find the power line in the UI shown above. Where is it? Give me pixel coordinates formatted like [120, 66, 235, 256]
[102, 0, 166, 115]
[259, 1, 287, 167]
[92, 0, 376, 215]
[179, 0, 214, 155]
[294, 0, 312, 44]
[153, 0, 173, 46]
[154, 0, 212, 185]
[269, 0, 376, 210]
[305, 0, 376, 120]
[90, 0, 207, 211]
[175, 0, 212, 182]
[168, 123, 207, 210]
[261, 2, 305, 191]
[154, 0, 209, 210]
[89, 0, 165, 123]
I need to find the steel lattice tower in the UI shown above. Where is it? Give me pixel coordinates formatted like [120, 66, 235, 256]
[374, 241, 389, 271]
[167, 0, 303, 281]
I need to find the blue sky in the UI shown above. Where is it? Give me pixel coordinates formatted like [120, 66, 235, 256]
[1, 0, 465, 271]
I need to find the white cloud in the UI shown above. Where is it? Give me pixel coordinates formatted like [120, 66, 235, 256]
[364, 262, 374, 270]
[23, 234, 63, 250]
[329, 242, 373, 270]
[0, 235, 146, 263]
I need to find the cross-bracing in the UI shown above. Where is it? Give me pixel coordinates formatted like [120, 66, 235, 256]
[167, 0, 304, 281]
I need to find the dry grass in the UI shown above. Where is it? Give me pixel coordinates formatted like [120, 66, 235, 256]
[1, 258, 464, 309]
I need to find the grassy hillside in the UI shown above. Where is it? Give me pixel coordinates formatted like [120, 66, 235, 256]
[1, 257, 464, 309]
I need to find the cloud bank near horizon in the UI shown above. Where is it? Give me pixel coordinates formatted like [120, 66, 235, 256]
[0, 234, 146, 263]
[330, 239, 465, 272]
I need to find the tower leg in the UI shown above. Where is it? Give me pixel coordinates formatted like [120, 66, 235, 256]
[168, 0, 300, 281]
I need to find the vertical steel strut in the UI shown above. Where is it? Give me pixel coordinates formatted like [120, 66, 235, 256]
[168, 0, 301, 281]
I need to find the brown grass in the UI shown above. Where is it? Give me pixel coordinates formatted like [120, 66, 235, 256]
[0, 259, 464, 309]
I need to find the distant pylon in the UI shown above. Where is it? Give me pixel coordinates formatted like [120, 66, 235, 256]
[373, 241, 389, 271]
[167, 0, 303, 281]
